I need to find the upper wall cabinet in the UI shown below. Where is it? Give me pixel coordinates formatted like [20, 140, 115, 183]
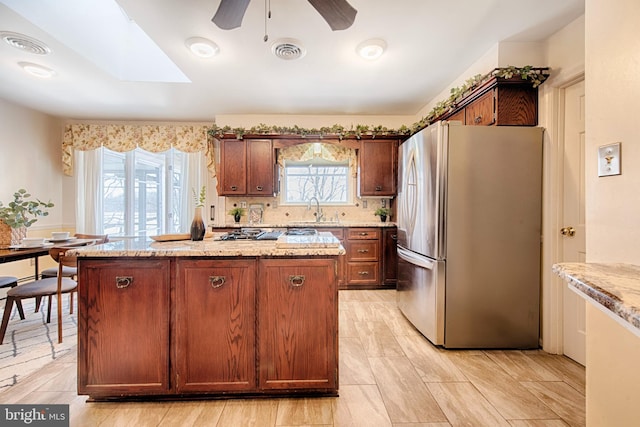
[218, 139, 275, 196]
[439, 75, 539, 126]
[358, 139, 399, 197]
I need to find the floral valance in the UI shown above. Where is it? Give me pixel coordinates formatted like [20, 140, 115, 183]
[61, 124, 214, 176]
[277, 142, 357, 175]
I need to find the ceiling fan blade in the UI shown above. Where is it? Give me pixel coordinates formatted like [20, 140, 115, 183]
[307, 0, 357, 31]
[212, 0, 251, 30]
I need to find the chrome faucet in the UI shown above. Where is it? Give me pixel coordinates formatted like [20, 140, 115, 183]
[308, 196, 324, 222]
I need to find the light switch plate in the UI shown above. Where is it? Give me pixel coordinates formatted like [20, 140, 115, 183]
[598, 142, 621, 177]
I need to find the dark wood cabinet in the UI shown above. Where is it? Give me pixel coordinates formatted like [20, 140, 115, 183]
[324, 227, 345, 288]
[218, 139, 274, 196]
[257, 258, 337, 392]
[174, 259, 256, 393]
[77, 258, 171, 397]
[382, 227, 398, 286]
[439, 75, 539, 126]
[358, 139, 398, 197]
[346, 228, 381, 288]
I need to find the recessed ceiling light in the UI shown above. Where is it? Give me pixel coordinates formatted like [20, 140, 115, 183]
[185, 37, 219, 58]
[18, 62, 56, 78]
[356, 39, 386, 60]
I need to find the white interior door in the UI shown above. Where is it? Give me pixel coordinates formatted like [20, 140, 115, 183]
[561, 79, 586, 365]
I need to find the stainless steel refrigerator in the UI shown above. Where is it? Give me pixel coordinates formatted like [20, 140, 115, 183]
[396, 121, 543, 348]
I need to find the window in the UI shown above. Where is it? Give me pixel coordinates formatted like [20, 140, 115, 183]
[283, 159, 350, 204]
[77, 147, 204, 238]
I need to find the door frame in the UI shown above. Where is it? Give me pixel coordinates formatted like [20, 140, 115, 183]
[539, 66, 585, 354]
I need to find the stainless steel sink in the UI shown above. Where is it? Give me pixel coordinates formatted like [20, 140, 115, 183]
[285, 228, 318, 236]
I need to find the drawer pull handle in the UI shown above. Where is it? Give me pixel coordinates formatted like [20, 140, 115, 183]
[289, 275, 305, 287]
[358, 232, 368, 236]
[256, 186, 263, 191]
[375, 185, 382, 191]
[230, 185, 238, 191]
[115, 276, 133, 289]
[357, 249, 369, 253]
[358, 271, 369, 275]
[209, 276, 226, 288]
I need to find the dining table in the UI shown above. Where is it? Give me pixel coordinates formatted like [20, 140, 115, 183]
[0, 238, 100, 281]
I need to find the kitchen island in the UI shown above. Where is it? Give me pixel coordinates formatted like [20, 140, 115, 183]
[553, 263, 640, 426]
[71, 233, 344, 401]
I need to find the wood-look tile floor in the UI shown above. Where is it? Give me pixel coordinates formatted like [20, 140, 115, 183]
[0, 290, 585, 426]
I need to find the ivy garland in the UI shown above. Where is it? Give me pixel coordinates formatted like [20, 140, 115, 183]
[208, 66, 549, 140]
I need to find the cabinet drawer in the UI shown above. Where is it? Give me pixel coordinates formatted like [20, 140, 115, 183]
[346, 241, 379, 262]
[347, 228, 380, 240]
[465, 90, 495, 126]
[346, 262, 379, 284]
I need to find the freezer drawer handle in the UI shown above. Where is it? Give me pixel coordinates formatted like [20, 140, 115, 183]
[209, 276, 226, 288]
[115, 276, 133, 289]
[397, 247, 436, 270]
[289, 275, 305, 287]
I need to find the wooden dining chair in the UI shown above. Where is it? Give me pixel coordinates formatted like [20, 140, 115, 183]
[0, 247, 77, 344]
[38, 233, 108, 314]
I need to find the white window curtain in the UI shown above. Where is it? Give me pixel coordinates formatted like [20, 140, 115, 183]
[74, 148, 103, 234]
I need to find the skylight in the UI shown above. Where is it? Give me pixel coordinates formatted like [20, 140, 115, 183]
[2, 0, 190, 83]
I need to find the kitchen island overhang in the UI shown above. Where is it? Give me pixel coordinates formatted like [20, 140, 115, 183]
[71, 234, 343, 401]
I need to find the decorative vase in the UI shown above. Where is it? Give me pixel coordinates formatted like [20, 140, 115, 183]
[0, 221, 26, 248]
[379, 215, 387, 223]
[190, 207, 206, 241]
[234, 213, 241, 223]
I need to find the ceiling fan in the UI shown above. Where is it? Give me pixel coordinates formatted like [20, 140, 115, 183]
[212, 0, 358, 31]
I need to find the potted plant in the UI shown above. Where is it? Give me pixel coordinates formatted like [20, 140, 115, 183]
[228, 207, 246, 223]
[190, 186, 206, 241]
[0, 189, 54, 247]
[374, 207, 392, 222]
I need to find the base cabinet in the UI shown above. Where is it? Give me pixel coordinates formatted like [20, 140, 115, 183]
[258, 259, 338, 392]
[78, 256, 338, 399]
[77, 259, 171, 397]
[175, 259, 256, 393]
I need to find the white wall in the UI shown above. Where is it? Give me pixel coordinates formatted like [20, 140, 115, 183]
[585, 0, 640, 263]
[0, 98, 66, 231]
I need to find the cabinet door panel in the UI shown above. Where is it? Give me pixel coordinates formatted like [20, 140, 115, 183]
[78, 259, 170, 396]
[247, 139, 274, 195]
[358, 140, 398, 196]
[219, 140, 247, 195]
[465, 90, 495, 126]
[175, 259, 256, 393]
[257, 259, 337, 391]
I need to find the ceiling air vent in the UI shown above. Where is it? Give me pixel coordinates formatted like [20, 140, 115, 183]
[271, 38, 306, 61]
[1, 32, 51, 55]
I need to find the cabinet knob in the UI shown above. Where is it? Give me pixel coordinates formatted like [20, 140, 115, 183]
[375, 185, 382, 191]
[256, 186, 263, 191]
[115, 276, 133, 289]
[209, 276, 226, 288]
[230, 185, 238, 191]
[289, 275, 305, 287]
[474, 115, 482, 124]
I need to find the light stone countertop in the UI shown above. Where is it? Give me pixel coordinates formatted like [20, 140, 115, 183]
[552, 263, 640, 332]
[69, 232, 345, 258]
[216, 221, 397, 228]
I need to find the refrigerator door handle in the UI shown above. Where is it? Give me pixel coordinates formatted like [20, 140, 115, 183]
[398, 246, 435, 270]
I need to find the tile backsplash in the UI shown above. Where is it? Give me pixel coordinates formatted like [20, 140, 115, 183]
[220, 196, 393, 225]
